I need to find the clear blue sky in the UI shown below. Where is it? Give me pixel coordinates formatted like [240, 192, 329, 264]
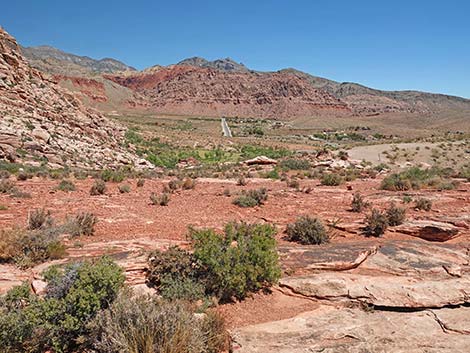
[2, 0, 469, 98]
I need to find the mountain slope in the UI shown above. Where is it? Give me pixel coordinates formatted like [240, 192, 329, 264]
[21, 45, 135, 75]
[105, 65, 350, 118]
[177, 57, 250, 73]
[0, 27, 149, 169]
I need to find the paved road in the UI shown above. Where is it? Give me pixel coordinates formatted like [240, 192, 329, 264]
[221, 117, 233, 137]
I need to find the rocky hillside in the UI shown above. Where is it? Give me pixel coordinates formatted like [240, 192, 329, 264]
[0, 27, 149, 169]
[177, 57, 250, 73]
[20, 44, 470, 119]
[105, 65, 350, 119]
[21, 45, 135, 75]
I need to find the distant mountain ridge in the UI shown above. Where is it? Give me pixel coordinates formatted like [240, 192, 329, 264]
[21, 45, 136, 74]
[19, 43, 470, 119]
[177, 57, 250, 73]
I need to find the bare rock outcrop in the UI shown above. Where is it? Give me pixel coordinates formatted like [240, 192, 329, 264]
[0, 27, 151, 169]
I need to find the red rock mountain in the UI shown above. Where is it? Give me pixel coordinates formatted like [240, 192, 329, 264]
[0, 27, 149, 169]
[20, 42, 470, 120]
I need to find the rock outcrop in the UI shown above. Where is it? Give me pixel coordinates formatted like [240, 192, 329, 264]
[0, 27, 150, 169]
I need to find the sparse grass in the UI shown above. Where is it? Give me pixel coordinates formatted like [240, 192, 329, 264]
[286, 216, 329, 245]
[91, 293, 229, 353]
[136, 178, 145, 187]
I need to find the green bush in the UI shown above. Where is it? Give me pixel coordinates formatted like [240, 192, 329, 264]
[90, 180, 106, 195]
[160, 276, 206, 302]
[191, 222, 280, 302]
[415, 197, 432, 211]
[233, 188, 268, 208]
[147, 223, 280, 303]
[100, 169, 126, 183]
[321, 173, 343, 186]
[386, 203, 406, 226]
[90, 293, 229, 353]
[351, 193, 369, 212]
[56, 179, 76, 192]
[0, 257, 124, 353]
[364, 209, 388, 237]
[286, 216, 329, 245]
[280, 158, 311, 171]
[381, 167, 449, 191]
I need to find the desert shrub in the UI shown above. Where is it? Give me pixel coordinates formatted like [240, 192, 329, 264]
[286, 216, 329, 245]
[415, 197, 432, 211]
[90, 179, 106, 195]
[136, 178, 145, 187]
[351, 193, 370, 212]
[265, 168, 280, 180]
[286, 178, 300, 189]
[0, 179, 16, 193]
[321, 173, 343, 186]
[147, 223, 280, 303]
[0, 169, 10, 179]
[0, 257, 124, 353]
[9, 188, 32, 199]
[100, 169, 126, 183]
[0, 228, 65, 268]
[90, 293, 229, 353]
[402, 195, 413, 203]
[57, 179, 76, 192]
[280, 158, 310, 171]
[168, 179, 182, 192]
[17, 171, 33, 181]
[233, 188, 267, 208]
[28, 208, 53, 230]
[438, 180, 459, 190]
[190, 222, 280, 302]
[236, 175, 247, 186]
[381, 167, 448, 191]
[160, 277, 206, 302]
[364, 209, 388, 237]
[118, 184, 131, 193]
[150, 192, 170, 206]
[386, 203, 406, 226]
[182, 177, 196, 190]
[147, 246, 195, 288]
[64, 212, 98, 237]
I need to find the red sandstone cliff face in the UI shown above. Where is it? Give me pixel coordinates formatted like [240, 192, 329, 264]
[0, 27, 150, 169]
[105, 66, 351, 119]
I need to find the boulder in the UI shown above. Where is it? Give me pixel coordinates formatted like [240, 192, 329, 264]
[394, 220, 460, 242]
[245, 156, 277, 166]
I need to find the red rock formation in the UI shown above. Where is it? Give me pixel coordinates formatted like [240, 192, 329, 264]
[0, 27, 150, 169]
[106, 66, 351, 119]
